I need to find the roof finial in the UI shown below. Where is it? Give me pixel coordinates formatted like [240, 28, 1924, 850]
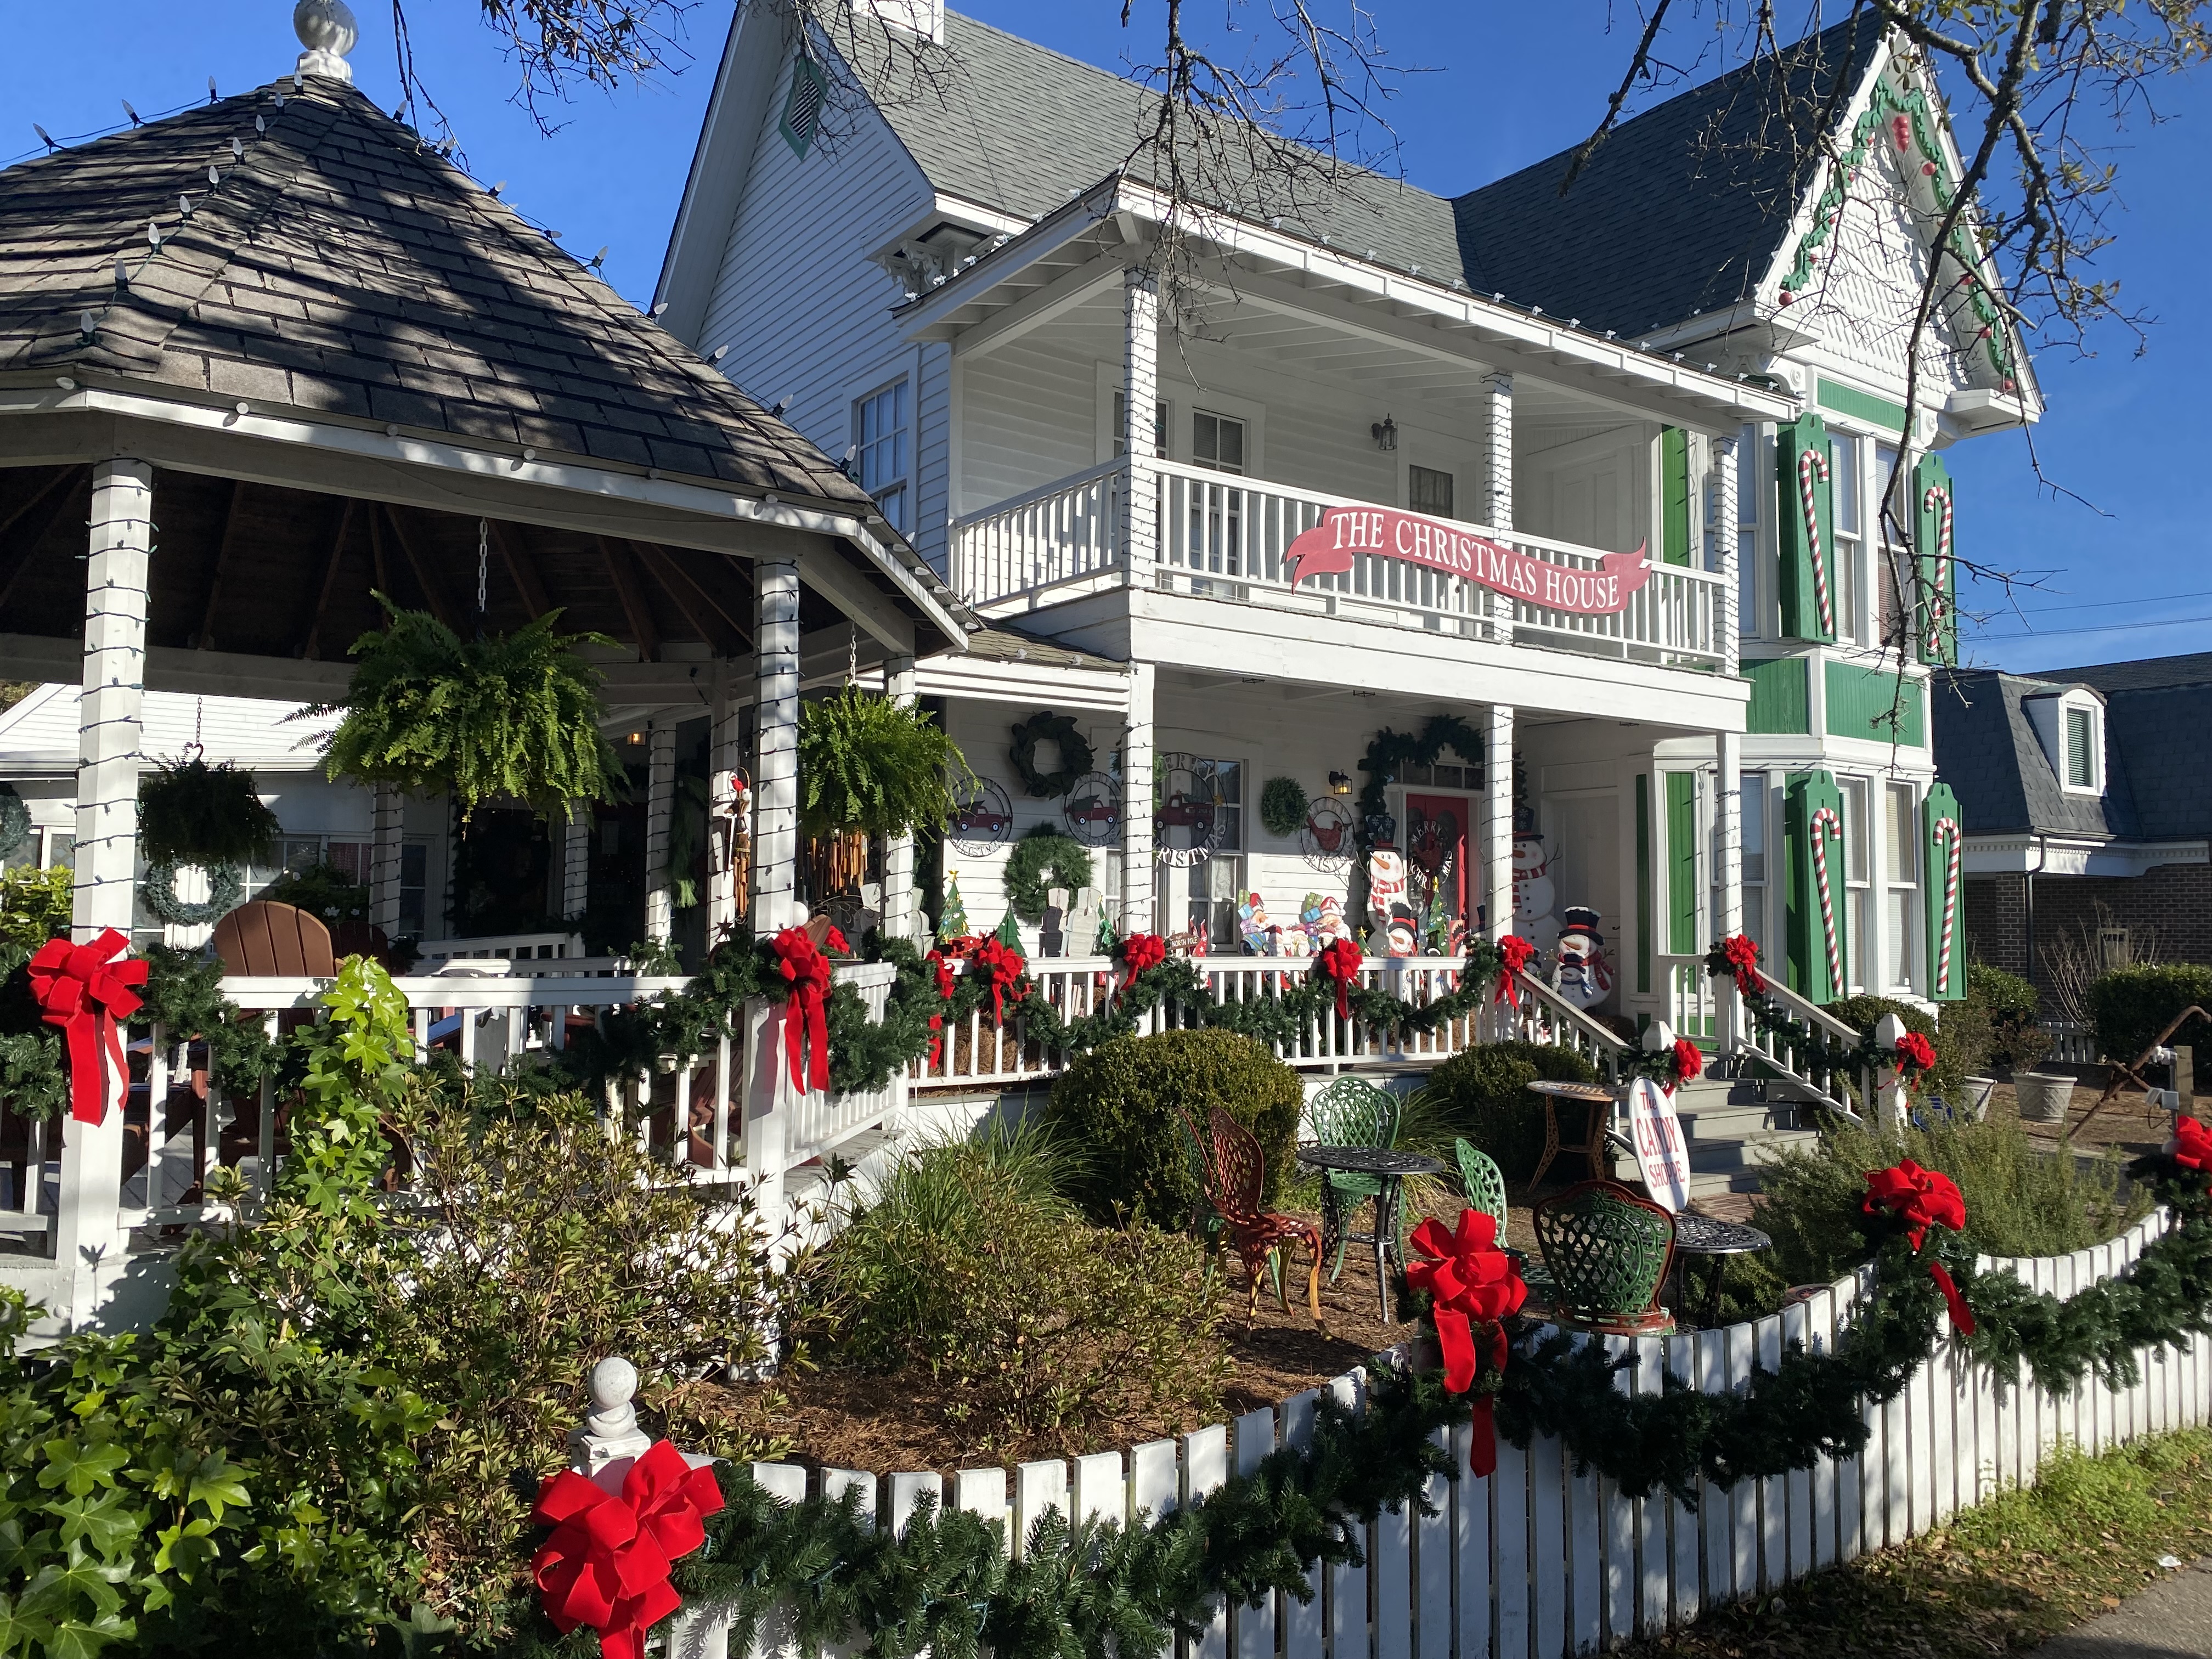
[294, 0, 358, 84]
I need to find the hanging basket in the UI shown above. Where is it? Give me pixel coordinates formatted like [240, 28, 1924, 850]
[798, 685, 974, 839]
[137, 757, 281, 868]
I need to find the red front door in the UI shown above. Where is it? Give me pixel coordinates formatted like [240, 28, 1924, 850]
[1403, 793, 1474, 940]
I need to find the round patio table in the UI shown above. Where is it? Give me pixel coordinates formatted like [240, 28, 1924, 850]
[1526, 1080, 1621, 1188]
[1667, 1211, 1773, 1326]
[1296, 1145, 1444, 1324]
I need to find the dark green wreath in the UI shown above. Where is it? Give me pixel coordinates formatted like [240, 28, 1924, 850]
[1009, 712, 1094, 798]
[1259, 776, 1309, 839]
[1003, 828, 1094, 922]
[1357, 714, 1483, 850]
[140, 859, 245, 927]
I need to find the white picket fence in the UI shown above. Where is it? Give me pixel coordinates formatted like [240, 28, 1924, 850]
[688, 1209, 2209, 1659]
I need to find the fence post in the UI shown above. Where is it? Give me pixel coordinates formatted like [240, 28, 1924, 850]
[740, 995, 788, 1237]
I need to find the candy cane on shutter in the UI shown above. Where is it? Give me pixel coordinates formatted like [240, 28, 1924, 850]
[1809, 804, 1844, 992]
[1798, 447, 1834, 635]
[1930, 813, 1962, 996]
[1921, 483, 1953, 659]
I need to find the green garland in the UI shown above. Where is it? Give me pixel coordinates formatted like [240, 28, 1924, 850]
[1004, 830, 1094, 922]
[140, 859, 245, 927]
[1009, 713, 1093, 799]
[1356, 715, 1483, 850]
[1259, 776, 1309, 839]
[498, 1171, 2212, 1659]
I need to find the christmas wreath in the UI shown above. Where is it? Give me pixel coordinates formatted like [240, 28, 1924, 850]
[140, 859, 245, 927]
[1003, 829, 1093, 922]
[1356, 714, 1482, 850]
[0, 785, 30, 863]
[1008, 712, 1093, 799]
[1259, 776, 1309, 839]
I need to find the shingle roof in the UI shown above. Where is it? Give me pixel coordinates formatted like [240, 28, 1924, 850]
[1933, 668, 2148, 840]
[1448, 12, 1887, 340]
[2023, 652, 2212, 695]
[2103, 685, 2212, 840]
[0, 76, 875, 508]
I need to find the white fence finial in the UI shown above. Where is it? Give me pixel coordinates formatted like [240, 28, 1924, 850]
[569, 1356, 653, 1477]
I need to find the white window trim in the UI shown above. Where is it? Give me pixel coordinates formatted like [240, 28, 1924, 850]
[843, 348, 924, 531]
[2023, 689, 2107, 798]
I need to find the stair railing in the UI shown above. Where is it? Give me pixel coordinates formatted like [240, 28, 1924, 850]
[1500, 968, 1632, 1086]
[1719, 971, 1868, 1125]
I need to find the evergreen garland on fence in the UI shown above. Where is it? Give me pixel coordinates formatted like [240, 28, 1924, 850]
[500, 1169, 2212, 1659]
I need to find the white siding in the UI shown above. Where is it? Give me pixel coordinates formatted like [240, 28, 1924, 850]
[960, 338, 1096, 512]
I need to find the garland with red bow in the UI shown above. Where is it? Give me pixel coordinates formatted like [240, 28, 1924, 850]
[1887, 1030, 1938, 1091]
[1863, 1158, 1977, 1334]
[1116, 932, 1167, 1004]
[968, 936, 1028, 1027]
[26, 929, 148, 1125]
[1314, 937, 1363, 1022]
[532, 1441, 726, 1659]
[1702, 934, 1946, 1102]
[1621, 1035, 1706, 1095]
[1407, 1209, 1526, 1475]
[1494, 935, 1535, 1007]
[769, 927, 832, 1093]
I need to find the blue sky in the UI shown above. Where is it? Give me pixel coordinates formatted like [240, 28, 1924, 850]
[8, 3, 2203, 674]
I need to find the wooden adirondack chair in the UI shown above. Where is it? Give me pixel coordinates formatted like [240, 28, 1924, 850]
[211, 900, 339, 977]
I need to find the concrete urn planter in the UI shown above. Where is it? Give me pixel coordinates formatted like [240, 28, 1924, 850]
[1959, 1077, 1998, 1121]
[2015, 1071, 2075, 1124]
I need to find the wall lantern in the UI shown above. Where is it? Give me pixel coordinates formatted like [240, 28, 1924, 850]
[1370, 415, 1397, 452]
[1328, 771, 1352, 795]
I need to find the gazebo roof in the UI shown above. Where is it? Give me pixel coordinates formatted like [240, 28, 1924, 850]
[0, 71, 970, 681]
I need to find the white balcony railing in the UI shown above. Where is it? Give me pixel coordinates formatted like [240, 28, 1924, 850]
[952, 459, 1730, 668]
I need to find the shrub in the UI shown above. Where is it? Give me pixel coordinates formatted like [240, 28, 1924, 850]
[0, 865, 70, 975]
[798, 1127, 1224, 1455]
[1827, 995, 1970, 1103]
[1420, 1041, 1599, 1184]
[2089, 962, 2212, 1069]
[1043, 1029, 1302, 1226]
[1968, 961, 2052, 1074]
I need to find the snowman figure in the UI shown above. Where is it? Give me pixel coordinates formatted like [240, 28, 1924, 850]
[1365, 848, 1408, 934]
[1553, 906, 1614, 1011]
[1512, 831, 1559, 952]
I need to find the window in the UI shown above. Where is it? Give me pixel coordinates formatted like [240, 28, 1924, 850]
[1883, 781, 1917, 992]
[1830, 432, 1861, 644]
[1111, 391, 1168, 459]
[853, 379, 910, 534]
[2066, 706, 2097, 789]
[1409, 464, 1455, 518]
[1396, 761, 1479, 790]
[1156, 758, 1244, 949]
[778, 55, 827, 158]
[1192, 410, 1245, 475]
[1740, 772, 1768, 960]
[1839, 776, 1871, 994]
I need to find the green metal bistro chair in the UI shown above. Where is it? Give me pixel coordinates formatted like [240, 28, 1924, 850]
[1306, 1077, 1401, 1282]
[1532, 1178, 1677, 1336]
[1453, 1137, 1554, 1305]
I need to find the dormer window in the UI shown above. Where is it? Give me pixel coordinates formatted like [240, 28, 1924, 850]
[2064, 702, 2099, 792]
[2024, 687, 2105, 797]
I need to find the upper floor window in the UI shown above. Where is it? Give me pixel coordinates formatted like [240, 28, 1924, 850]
[2024, 689, 2106, 797]
[1830, 432, 1863, 645]
[1408, 464, 1455, 518]
[1192, 410, 1245, 476]
[853, 378, 910, 534]
[2066, 704, 2100, 791]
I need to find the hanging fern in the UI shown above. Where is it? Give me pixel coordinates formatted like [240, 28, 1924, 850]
[798, 686, 976, 840]
[308, 599, 624, 822]
[137, 757, 281, 867]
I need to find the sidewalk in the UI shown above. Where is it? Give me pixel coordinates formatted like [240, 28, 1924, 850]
[2027, 1555, 2212, 1658]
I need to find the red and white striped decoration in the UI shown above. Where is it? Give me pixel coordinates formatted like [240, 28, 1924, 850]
[1809, 804, 1844, 992]
[1930, 812, 1962, 996]
[1921, 483, 1953, 659]
[1797, 447, 1834, 635]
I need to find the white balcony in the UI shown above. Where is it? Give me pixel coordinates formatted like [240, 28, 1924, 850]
[952, 458, 1729, 670]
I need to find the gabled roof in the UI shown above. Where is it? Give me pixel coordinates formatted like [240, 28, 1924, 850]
[0, 76, 870, 507]
[1449, 13, 1886, 341]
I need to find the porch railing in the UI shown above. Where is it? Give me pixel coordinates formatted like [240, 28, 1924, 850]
[1712, 963, 1870, 1124]
[951, 459, 1730, 669]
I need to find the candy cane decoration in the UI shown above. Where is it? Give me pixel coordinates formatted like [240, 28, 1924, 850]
[1930, 813, 1962, 996]
[1921, 483, 1953, 660]
[1797, 447, 1833, 635]
[1809, 804, 1844, 992]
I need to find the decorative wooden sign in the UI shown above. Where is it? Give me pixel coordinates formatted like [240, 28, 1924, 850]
[1285, 507, 1654, 614]
[1626, 1077, 1692, 1214]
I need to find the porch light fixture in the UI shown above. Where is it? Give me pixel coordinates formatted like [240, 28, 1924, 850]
[1371, 415, 1397, 452]
[1329, 771, 1352, 795]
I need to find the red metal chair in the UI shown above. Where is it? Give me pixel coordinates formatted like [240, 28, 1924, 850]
[1182, 1106, 1324, 1330]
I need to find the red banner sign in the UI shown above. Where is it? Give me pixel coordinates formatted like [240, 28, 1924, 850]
[1285, 506, 1654, 616]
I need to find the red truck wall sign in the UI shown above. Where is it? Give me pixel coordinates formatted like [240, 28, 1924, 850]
[1284, 506, 1655, 616]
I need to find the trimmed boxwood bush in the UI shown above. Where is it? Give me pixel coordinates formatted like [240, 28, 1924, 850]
[2090, 963, 2212, 1069]
[1421, 1041, 1598, 1184]
[1043, 1029, 1302, 1226]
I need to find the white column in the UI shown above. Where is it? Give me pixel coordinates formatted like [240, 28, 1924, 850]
[1717, 731, 1745, 1052]
[706, 669, 746, 939]
[369, 785, 404, 935]
[1120, 662, 1154, 934]
[881, 654, 918, 940]
[752, 560, 801, 927]
[1120, 267, 1160, 588]
[57, 458, 151, 1315]
[1482, 703, 1514, 942]
[1716, 428, 1741, 676]
[643, 720, 676, 944]
[1484, 373, 1514, 532]
[560, 812, 591, 928]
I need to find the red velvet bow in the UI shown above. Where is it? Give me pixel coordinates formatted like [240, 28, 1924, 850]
[770, 927, 831, 1093]
[2170, 1115, 2212, 1176]
[1892, 1031, 1937, 1086]
[532, 1441, 726, 1659]
[1863, 1159, 1975, 1334]
[1315, 938, 1362, 1022]
[1668, 1037, 1704, 1095]
[969, 937, 1026, 1026]
[1406, 1210, 1526, 1475]
[1117, 933, 1167, 1003]
[27, 930, 146, 1126]
[923, 949, 957, 1066]
[1495, 935, 1535, 1007]
[1720, 934, 1766, 996]
[822, 924, 851, 957]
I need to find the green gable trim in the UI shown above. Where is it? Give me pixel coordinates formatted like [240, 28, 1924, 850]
[1824, 662, 1926, 746]
[1661, 427, 1692, 567]
[1817, 377, 1910, 435]
[1743, 657, 1812, 735]
[780, 55, 828, 159]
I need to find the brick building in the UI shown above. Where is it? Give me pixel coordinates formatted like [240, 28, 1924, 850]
[1933, 653, 2212, 999]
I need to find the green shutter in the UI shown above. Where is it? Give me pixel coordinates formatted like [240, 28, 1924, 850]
[1666, 772, 1699, 955]
[1922, 781, 1965, 1001]
[1775, 412, 1835, 642]
[1913, 453, 1957, 665]
[1661, 427, 1692, 567]
[1784, 770, 1847, 1003]
[1634, 773, 1652, 996]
